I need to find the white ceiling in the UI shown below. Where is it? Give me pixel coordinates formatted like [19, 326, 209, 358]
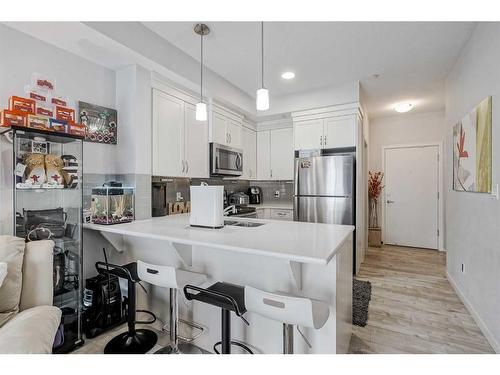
[143, 22, 476, 118]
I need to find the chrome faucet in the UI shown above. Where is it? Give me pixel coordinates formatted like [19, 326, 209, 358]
[223, 205, 237, 216]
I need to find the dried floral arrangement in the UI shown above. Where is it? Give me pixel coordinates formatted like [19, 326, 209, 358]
[368, 171, 385, 203]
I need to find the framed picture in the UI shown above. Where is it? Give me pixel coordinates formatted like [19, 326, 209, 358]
[78, 101, 117, 144]
[453, 96, 492, 193]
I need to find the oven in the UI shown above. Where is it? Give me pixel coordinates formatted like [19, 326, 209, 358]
[210, 143, 243, 177]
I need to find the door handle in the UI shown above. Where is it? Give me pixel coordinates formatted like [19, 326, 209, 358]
[387, 200, 395, 204]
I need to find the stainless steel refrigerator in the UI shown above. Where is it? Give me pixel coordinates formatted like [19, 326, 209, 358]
[294, 153, 355, 226]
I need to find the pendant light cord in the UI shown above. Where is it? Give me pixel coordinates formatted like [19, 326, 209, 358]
[261, 22, 264, 89]
[200, 31, 203, 102]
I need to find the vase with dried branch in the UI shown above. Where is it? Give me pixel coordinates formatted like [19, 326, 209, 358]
[368, 171, 384, 229]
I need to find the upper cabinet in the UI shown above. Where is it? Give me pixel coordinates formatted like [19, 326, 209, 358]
[241, 123, 257, 180]
[294, 118, 324, 150]
[270, 128, 294, 180]
[152, 88, 208, 178]
[257, 127, 293, 180]
[323, 116, 356, 149]
[293, 112, 357, 151]
[209, 103, 243, 148]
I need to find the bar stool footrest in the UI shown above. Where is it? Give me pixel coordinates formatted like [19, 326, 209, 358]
[213, 340, 254, 354]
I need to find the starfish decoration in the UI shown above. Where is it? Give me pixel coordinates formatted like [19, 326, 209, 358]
[30, 175, 40, 183]
[51, 174, 61, 182]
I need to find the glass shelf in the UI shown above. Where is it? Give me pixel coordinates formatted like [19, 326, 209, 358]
[12, 127, 84, 353]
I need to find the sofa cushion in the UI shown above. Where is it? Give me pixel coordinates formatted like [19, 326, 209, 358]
[0, 236, 25, 328]
[0, 262, 7, 288]
[0, 305, 61, 354]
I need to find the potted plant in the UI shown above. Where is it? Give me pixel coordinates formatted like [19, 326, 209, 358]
[368, 171, 384, 247]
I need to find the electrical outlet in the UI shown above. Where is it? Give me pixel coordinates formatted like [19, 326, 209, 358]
[275, 190, 280, 198]
[461, 263, 465, 273]
[176, 192, 184, 202]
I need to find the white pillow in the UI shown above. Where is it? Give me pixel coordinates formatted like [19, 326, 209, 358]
[0, 262, 7, 288]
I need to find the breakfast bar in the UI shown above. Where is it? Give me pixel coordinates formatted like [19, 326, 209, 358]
[84, 214, 354, 354]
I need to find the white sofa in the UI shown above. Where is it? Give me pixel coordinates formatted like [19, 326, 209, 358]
[0, 236, 62, 354]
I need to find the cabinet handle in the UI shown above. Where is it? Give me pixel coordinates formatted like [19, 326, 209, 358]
[324, 135, 327, 146]
[181, 160, 185, 173]
[186, 160, 189, 174]
[249, 169, 252, 178]
[270, 169, 273, 178]
[320, 135, 323, 147]
[226, 132, 229, 144]
[228, 133, 232, 144]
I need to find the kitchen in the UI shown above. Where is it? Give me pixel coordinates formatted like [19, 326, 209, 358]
[1, 12, 497, 366]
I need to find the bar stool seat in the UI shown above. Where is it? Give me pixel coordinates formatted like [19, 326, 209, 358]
[184, 282, 253, 354]
[137, 261, 207, 354]
[244, 286, 330, 353]
[95, 261, 158, 354]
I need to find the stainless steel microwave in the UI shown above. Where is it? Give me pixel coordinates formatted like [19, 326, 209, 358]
[210, 143, 243, 177]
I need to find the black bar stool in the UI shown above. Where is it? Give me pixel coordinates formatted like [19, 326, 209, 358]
[183, 282, 253, 354]
[95, 261, 158, 354]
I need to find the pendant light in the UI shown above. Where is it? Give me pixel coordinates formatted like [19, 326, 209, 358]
[194, 23, 210, 121]
[256, 21, 269, 111]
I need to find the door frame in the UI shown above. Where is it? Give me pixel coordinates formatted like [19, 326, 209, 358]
[381, 142, 444, 251]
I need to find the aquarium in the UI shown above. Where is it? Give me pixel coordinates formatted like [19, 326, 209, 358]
[91, 183, 134, 225]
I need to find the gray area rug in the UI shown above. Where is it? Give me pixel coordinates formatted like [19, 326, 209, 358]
[353, 279, 372, 327]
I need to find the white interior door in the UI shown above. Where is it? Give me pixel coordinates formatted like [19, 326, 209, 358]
[384, 145, 439, 249]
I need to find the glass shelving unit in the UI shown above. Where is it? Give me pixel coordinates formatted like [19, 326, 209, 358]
[9, 125, 84, 353]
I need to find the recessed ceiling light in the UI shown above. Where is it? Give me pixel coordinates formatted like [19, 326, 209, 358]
[394, 102, 414, 113]
[281, 71, 295, 80]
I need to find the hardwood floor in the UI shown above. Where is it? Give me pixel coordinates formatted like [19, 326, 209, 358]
[349, 245, 494, 354]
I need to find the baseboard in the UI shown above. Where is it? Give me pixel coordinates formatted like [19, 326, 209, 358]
[447, 271, 500, 353]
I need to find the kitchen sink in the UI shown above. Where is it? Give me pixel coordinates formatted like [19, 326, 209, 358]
[224, 220, 266, 227]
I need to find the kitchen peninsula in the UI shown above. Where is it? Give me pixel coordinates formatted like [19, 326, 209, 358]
[84, 214, 354, 354]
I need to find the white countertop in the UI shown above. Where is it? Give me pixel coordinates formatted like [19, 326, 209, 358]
[84, 214, 353, 265]
[248, 203, 293, 210]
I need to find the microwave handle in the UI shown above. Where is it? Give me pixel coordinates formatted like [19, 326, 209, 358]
[236, 153, 242, 170]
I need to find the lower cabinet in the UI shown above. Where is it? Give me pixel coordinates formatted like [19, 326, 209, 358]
[256, 208, 293, 221]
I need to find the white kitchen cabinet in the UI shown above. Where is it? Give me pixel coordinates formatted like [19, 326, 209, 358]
[184, 104, 209, 178]
[256, 208, 271, 220]
[270, 209, 293, 221]
[152, 89, 208, 178]
[270, 128, 294, 180]
[257, 128, 293, 180]
[152, 90, 184, 176]
[293, 119, 323, 150]
[212, 112, 228, 146]
[227, 119, 242, 148]
[293, 115, 356, 150]
[256, 131, 271, 180]
[242, 126, 257, 179]
[324, 116, 356, 148]
[209, 105, 243, 148]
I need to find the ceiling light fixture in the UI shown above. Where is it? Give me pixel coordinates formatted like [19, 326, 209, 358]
[281, 71, 295, 80]
[194, 23, 210, 121]
[256, 22, 269, 111]
[394, 102, 414, 113]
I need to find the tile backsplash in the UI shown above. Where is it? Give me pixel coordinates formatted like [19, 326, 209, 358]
[250, 180, 294, 203]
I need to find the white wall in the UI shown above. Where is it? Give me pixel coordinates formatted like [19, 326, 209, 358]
[369, 110, 445, 172]
[0, 24, 116, 233]
[444, 23, 500, 352]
